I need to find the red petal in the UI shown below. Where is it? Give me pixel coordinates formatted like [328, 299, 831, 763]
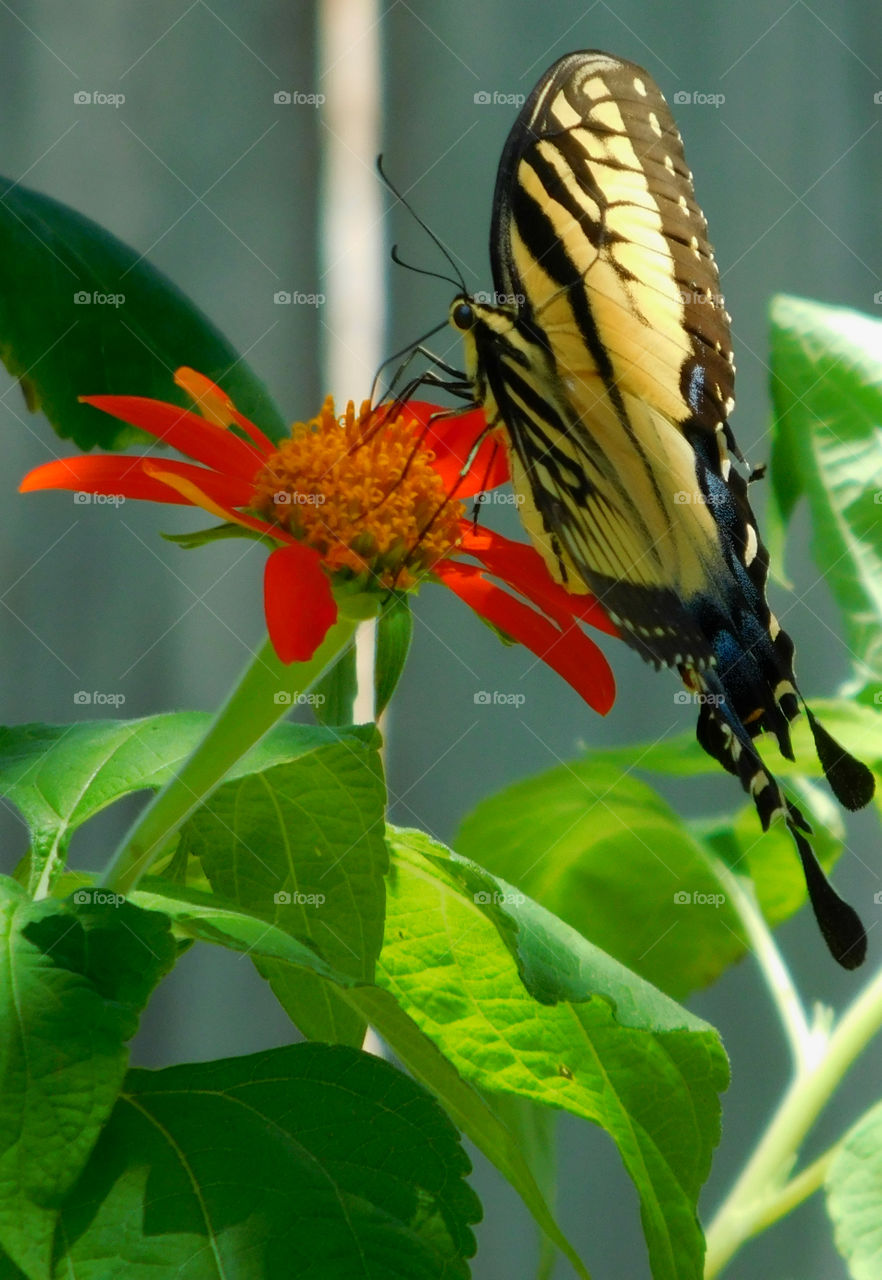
[140, 461, 291, 543]
[231, 409, 278, 456]
[264, 543, 338, 663]
[400, 401, 509, 497]
[436, 561, 616, 715]
[20, 455, 254, 507]
[80, 395, 267, 479]
[460, 526, 619, 637]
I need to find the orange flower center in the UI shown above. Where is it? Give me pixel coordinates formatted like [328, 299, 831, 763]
[251, 398, 464, 590]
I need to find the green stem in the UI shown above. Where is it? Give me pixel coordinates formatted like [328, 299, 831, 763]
[710, 859, 820, 1071]
[747, 1141, 840, 1239]
[101, 618, 357, 895]
[704, 961, 882, 1277]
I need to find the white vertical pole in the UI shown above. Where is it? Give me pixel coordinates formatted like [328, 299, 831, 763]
[317, 0, 384, 727]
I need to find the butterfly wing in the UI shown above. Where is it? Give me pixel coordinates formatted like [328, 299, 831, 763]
[467, 49, 873, 967]
[492, 51, 735, 440]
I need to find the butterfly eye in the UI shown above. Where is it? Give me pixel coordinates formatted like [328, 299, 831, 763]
[451, 301, 474, 331]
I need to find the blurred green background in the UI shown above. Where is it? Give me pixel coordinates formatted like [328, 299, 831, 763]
[2, 2, 881, 1276]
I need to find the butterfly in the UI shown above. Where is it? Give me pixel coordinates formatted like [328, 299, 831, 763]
[444, 50, 874, 968]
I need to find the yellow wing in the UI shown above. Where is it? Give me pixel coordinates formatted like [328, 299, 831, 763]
[492, 50, 736, 456]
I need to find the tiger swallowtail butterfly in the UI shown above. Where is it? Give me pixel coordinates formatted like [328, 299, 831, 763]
[447, 50, 874, 968]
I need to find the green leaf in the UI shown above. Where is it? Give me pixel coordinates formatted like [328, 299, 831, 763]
[126, 877, 589, 1278]
[351, 987, 592, 1279]
[130, 877, 357, 977]
[0, 1249, 25, 1278]
[769, 295, 882, 699]
[827, 1098, 882, 1280]
[56, 1043, 480, 1279]
[456, 758, 746, 997]
[375, 594, 414, 717]
[0, 714, 381, 895]
[127, 855, 603, 1277]
[377, 828, 728, 1280]
[179, 725, 387, 1047]
[456, 753, 848, 996]
[0, 877, 175, 1279]
[313, 643, 358, 724]
[0, 176, 286, 449]
[161, 521, 268, 551]
[0, 715, 209, 893]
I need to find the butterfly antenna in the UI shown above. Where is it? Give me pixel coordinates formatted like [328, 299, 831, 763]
[390, 244, 464, 292]
[377, 155, 467, 294]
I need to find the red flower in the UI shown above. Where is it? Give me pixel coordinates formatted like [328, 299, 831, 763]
[20, 370, 617, 713]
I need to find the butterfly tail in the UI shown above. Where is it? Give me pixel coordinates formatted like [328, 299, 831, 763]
[803, 704, 875, 812]
[694, 669, 867, 969]
[787, 804, 867, 969]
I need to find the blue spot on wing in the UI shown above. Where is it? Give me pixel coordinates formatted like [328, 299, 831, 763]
[686, 364, 706, 416]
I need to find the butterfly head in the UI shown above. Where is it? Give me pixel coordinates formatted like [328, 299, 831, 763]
[448, 293, 522, 347]
[449, 296, 477, 333]
[448, 295, 480, 390]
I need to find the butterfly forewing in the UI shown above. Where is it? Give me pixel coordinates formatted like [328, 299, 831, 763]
[461, 52, 732, 662]
[491, 51, 734, 440]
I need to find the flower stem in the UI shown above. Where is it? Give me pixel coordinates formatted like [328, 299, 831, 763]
[746, 1141, 840, 1239]
[710, 858, 820, 1071]
[704, 960, 882, 1277]
[101, 618, 357, 895]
